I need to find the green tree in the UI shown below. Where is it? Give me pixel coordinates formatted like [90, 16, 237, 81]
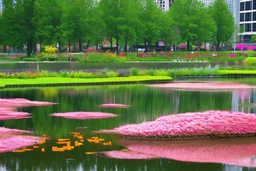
[169, 0, 216, 51]
[141, 0, 164, 49]
[34, 0, 62, 51]
[209, 0, 235, 47]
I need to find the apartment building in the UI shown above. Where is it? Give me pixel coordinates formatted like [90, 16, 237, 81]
[155, 0, 174, 11]
[240, 0, 256, 42]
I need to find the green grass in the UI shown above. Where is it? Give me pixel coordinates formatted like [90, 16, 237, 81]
[0, 76, 172, 88]
[218, 70, 256, 75]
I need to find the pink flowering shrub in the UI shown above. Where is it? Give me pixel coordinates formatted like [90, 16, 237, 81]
[246, 45, 255, 51]
[229, 54, 235, 58]
[235, 44, 247, 51]
[50, 111, 117, 120]
[179, 44, 186, 49]
[101, 110, 256, 139]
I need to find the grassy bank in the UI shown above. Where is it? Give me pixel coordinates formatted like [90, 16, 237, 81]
[0, 76, 173, 88]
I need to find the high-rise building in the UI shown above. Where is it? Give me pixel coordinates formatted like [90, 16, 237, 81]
[0, 0, 2, 13]
[200, 0, 239, 28]
[155, 0, 174, 11]
[239, 0, 256, 43]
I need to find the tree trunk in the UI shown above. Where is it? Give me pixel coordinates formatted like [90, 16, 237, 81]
[116, 35, 119, 55]
[125, 35, 128, 52]
[110, 36, 113, 48]
[87, 40, 90, 48]
[68, 39, 71, 53]
[186, 40, 190, 51]
[96, 41, 99, 50]
[27, 39, 33, 57]
[3, 45, 6, 53]
[79, 38, 82, 52]
[58, 37, 61, 52]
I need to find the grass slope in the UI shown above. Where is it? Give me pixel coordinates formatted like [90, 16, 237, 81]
[0, 76, 172, 88]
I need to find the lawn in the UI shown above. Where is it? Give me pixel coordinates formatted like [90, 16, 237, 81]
[0, 76, 172, 88]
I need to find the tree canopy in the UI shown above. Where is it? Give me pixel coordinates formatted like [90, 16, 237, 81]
[0, 0, 236, 54]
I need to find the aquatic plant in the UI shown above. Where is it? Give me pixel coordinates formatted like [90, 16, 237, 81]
[50, 112, 117, 120]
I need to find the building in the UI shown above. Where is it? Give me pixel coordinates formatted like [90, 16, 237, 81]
[155, 0, 174, 11]
[239, 0, 256, 43]
[0, 0, 2, 13]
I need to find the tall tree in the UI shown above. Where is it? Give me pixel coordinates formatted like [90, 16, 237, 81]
[209, 0, 234, 47]
[34, 0, 62, 51]
[140, 0, 163, 49]
[169, 0, 216, 51]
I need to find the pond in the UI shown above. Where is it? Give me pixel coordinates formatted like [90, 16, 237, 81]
[0, 78, 256, 170]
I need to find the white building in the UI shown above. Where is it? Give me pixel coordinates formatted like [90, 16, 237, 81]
[239, 0, 256, 43]
[155, 0, 174, 11]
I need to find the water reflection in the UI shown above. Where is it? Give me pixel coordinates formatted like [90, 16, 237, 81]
[0, 82, 256, 170]
[118, 138, 256, 168]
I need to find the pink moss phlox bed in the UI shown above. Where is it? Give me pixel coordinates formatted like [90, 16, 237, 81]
[119, 138, 256, 167]
[0, 127, 41, 153]
[50, 112, 117, 120]
[99, 110, 256, 139]
[99, 103, 130, 108]
[101, 150, 157, 160]
[0, 98, 56, 108]
[0, 136, 42, 153]
[149, 82, 256, 91]
[0, 107, 31, 120]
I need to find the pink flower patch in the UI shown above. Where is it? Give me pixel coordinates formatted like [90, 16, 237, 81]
[0, 98, 56, 108]
[0, 127, 42, 153]
[50, 112, 117, 120]
[101, 150, 158, 160]
[149, 82, 256, 91]
[99, 104, 130, 109]
[98, 110, 256, 139]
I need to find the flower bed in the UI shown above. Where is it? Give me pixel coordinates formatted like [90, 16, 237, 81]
[0, 127, 42, 153]
[97, 110, 256, 140]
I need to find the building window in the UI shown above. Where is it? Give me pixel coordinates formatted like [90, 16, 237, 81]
[254, 0, 256, 9]
[240, 2, 244, 11]
[245, 1, 252, 10]
[240, 13, 245, 22]
[253, 12, 256, 21]
[253, 23, 256, 31]
[245, 23, 252, 32]
[245, 13, 251, 21]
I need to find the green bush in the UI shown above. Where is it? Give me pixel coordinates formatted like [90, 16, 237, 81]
[106, 71, 119, 77]
[245, 57, 256, 66]
[130, 67, 139, 76]
[145, 69, 155, 76]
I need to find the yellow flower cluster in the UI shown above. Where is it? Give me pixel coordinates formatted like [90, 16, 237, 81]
[45, 46, 57, 53]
